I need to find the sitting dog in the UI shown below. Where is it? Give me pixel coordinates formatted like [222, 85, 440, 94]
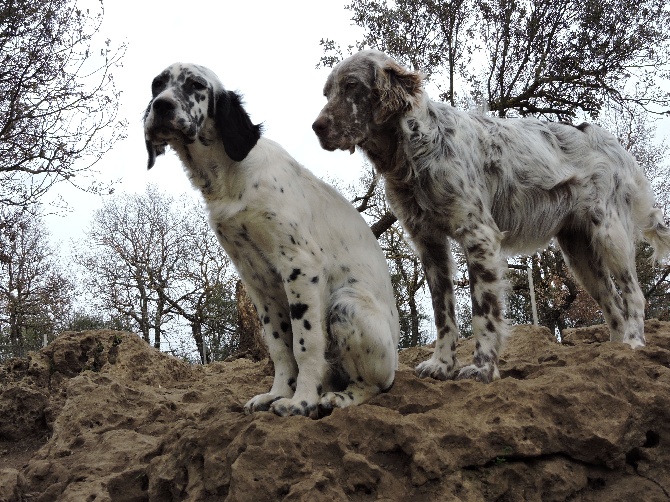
[313, 50, 670, 383]
[144, 63, 400, 418]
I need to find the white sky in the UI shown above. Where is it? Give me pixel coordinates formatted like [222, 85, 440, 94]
[44, 0, 670, 248]
[45, 0, 367, 244]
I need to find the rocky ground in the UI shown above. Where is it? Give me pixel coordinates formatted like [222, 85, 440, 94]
[1, 321, 669, 501]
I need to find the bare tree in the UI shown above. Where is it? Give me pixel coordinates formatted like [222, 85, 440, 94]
[476, 0, 670, 119]
[0, 0, 126, 208]
[76, 186, 182, 348]
[321, 0, 474, 105]
[76, 185, 241, 358]
[323, 0, 670, 118]
[148, 201, 241, 362]
[0, 208, 74, 359]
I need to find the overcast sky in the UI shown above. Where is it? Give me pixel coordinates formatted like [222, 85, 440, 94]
[45, 0, 366, 244]
[44, 0, 670, 247]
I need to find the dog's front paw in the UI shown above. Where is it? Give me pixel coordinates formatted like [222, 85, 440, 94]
[318, 391, 355, 413]
[415, 358, 458, 380]
[456, 363, 499, 383]
[270, 397, 319, 419]
[244, 393, 284, 415]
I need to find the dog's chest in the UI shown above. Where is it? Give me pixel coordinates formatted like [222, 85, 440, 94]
[210, 206, 284, 286]
[383, 170, 459, 234]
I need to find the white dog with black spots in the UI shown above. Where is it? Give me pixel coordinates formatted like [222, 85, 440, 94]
[313, 50, 670, 383]
[144, 63, 400, 418]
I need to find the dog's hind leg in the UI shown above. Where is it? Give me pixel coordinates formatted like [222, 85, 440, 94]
[556, 228, 634, 344]
[319, 288, 398, 413]
[592, 217, 646, 347]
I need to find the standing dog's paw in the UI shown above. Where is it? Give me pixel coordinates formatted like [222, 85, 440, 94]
[456, 363, 499, 383]
[415, 358, 458, 380]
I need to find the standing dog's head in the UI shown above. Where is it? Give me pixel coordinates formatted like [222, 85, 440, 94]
[312, 50, 423, 153]
[143, 63, 262, 168]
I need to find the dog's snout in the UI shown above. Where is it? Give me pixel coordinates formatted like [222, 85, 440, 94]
[312, 116, 329, 136]
[152, 97, 176, 116]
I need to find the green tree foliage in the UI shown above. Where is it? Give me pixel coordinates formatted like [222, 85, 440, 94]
[0, 0, 125, 208]
[0, 208, 74, 360]
[202, 282, 239, 361]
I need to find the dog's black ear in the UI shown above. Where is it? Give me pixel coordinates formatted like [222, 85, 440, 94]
[215, 91, 262, 162]
[146, 140, 157, 169]
[144, 100, 166, 169]
[145, 141, 166, 169]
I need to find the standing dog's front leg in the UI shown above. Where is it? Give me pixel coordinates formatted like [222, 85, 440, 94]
[414, 234, 461, 380]
[457, 222, 507, 383]
[270, 260, 327, 419]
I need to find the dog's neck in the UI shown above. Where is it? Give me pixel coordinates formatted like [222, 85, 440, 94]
[359, 121, 408, 179]
[172, 139, 246, 203]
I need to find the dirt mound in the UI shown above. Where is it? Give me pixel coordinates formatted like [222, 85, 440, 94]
[1, 322, 669, 501]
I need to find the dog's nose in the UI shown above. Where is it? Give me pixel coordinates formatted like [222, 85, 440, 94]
[152, 97, 175, 116]
[312, 116, 329, 136]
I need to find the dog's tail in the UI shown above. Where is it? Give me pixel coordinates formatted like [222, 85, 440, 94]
[633, 172, 670, 261]
[641, 206, 670, 261]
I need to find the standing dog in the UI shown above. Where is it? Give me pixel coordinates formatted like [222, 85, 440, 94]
[144, 63, 399, 417]
[313, 50, 670, 383]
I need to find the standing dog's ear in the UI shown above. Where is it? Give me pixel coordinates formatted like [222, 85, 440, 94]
[215, 91, 262, 162]
[144, 100, 166, 169]
[372, 61, 423, 125]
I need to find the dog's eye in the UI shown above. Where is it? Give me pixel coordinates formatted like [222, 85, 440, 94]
[345, 81, 358, 91]
[151, 77, 166, 95]
[189, 79, 207, 91]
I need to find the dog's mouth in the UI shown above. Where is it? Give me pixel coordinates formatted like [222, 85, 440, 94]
[316, 134, 359, 155]
[145, 122, 196, 169]
[145, 123, 195, 147]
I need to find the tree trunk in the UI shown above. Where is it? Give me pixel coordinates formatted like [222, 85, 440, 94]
[153, 298, 163, 350]
[408, 293, 420, 347]
[191, 321, 207, 363]
[235, 280, 268, 360]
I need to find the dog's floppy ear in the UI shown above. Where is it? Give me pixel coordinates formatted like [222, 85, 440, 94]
[145, 141, 166, 170]
[215, 91, 262, 162]
[372, 61, 423, 125]
[144, 100, 166, 169]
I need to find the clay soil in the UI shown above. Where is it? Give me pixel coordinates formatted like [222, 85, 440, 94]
[1, 321, 670, 501]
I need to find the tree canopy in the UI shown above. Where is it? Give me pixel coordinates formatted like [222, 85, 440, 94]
[0, 208, 73, 359]
[322, 0, 670, 119]
[0, 0, 125, 208]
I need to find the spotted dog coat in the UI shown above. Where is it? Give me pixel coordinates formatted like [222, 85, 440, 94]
[313, 50, 670, 383]
[144, 63, 400, 417]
